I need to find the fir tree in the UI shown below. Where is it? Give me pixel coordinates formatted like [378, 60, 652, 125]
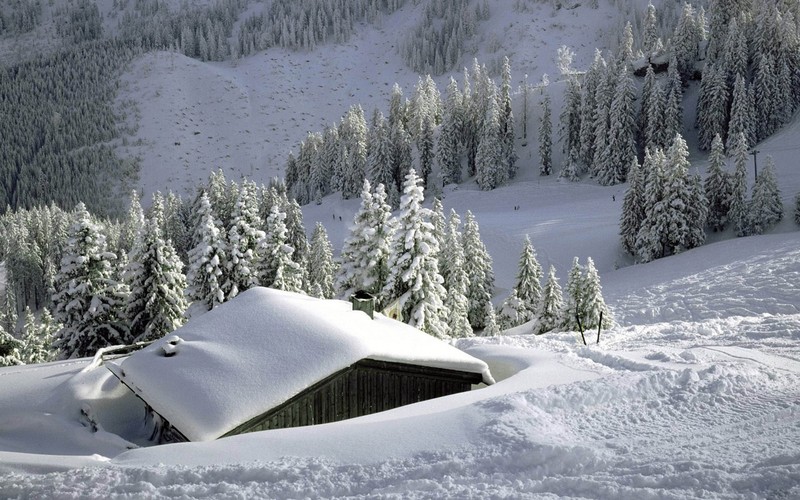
[644, 77, 665, 153]
[0, 323, 22, 367]
[726, 75, 753, 152]
[560, 78, 583, 176]
[19, 307, 57, 364]
[515, 235, 543, 315]
[642, 2, 659, 55]
[538, 265, 563, 334]
[337, 181, 394, 305]
[562, 257, 584, 331]
[497, 288, 530, 331]
[539, 91, 552, 176]
[579, 50, 605, 169]
[635, 148, 669, 262]
[261, 205, 303, 293]
[482, 301, 500, 337]
[704, 135, 732, 232]
[662, 134, 706, 255]
[697, 64, 729, 150]
[462, 210, 495, 329]
[443, 230, 473, 339]
[661, 62, 684, 148]
[226, 182, 266, 298]
[307, 222, 337, 299]
[600, 66, 636, 185]
[582, 257, 611, 330]
[124, 199, 188, 343]
[339, 105, 368, 199]
[499, 56, 517, 179]
[186, 191, 228, 310]
[475, 85, 507, 190]
[728, 133, 750, 237]
[620, 156, 645, 255]
[437, 78, 463, 185]
[672, 2, 700, 81]
[382, 169, 449, 338]
[748, 158, 783, 235]
[440, 209, 462, 291]
[52, 203, 129, 358]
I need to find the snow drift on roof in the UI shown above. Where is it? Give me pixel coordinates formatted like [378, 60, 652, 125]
[107, 287, 493, 441]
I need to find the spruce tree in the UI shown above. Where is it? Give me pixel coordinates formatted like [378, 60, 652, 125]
[339, 105, 369, 199]
[560, 78, 583, 176]
[642, 2, 659, 55]
[307, 223, 337, 299]
[538, 265, 563, 334]
[600, 66, 636, 185]
[704, 135, 732, 232]
[620, 156, 645, 255]
[582, 257, 611, 330]
[636, 148, 669, 262]
[728, 133, 750, 237]
[226, 182, 266, 298]
[52, 203, 128, 358]
[644, 78, 665, 153]
[124, 200, 188, 343]
[443, 231, 473, 339]
[726, 75, 753, 152]
[440, 209, 462, 292]
[382, 169, 449, 338]
[482, 302, 500, 337]
[0, 324, 22, 367]
[697, 64, 729, 150]
[662, 134, 706, 255]
[562, 257, 584, 331]
[437, 78, 463, 185]
[499, 56, 517, 179]
[19, 307, 57, 364]
[462, 210, 495, 329]
[748, 158, 783, 235]
[515, 235, 543, 315]
[186, 191, 228, 311]
[497, 288, 530, 331]
[539, 91, 552, 176]
[661, 62, 684, 148]
[261, 205, 303, 293]
[579, 50, 605, 169]
[337, 181, 394, 305]
[672, 2, 700, 81]
[475, 85, 506, 190]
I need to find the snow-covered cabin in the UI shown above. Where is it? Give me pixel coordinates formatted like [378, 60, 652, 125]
[107, 287, 494, 443]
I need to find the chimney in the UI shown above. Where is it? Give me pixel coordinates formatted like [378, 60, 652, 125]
[350, 290, 376, 319]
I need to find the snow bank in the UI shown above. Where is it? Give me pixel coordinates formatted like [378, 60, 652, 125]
[107, 287, 493, 442]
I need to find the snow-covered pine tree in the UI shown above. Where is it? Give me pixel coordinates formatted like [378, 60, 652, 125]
[482, 301, 500, 337]
[322, 125, 342, 196]
[581, 257, 611, 330]
[753, 52, 780, 142]
[19, 306, 56, 364]
[339, 104, 368, 199]
[475, 84, 507, 190]
[499, 56, 517, 180]
[283, 197, 309, 270]
[443, 228, 473, 339]
[539, 91, 552, 176]
[337, 180, 394, 305]
[662, 134, 706, 255]
[660, 61, 684, 149]
[119, 190, 145, 254]
[419, 113, 435, 190]
[728, 132, 750, 237]
[307, 222, 337, 299]
[124, 198, 188, 343]
[515, 235, 543, 316]
[437, 77, 463, 185]
[538, 265, 563, 334]
[225, 182, 266, 298]
[704, 134, 732, 232]
[697, 64, 729, 150]
[0, 323, 22, 367]
[367, 110, 391, 184]
[382, 169, 449, 338]
[561, 257, 584, 331]
[389, 120, 413, 206]
[497, 288, 529, 331]
[748, 157, 783, 235]
[260, 204, 302, 293]
[644, 75, 665, 153]
[186, 191, 228, 311]
[579, 50, 605, 169]
[672, 2, 700, 81]
[599, 65, 636, 185]
[440, 209, 462, 291]
[590, 61, 614, 178]
[635, 147, 669, 262]
[726, 74, 753, 152]
[559, 77, 583, 177]
[620, 155, 645, 255]
[721, 18, 747, 85]
[462, 210, 495, 329]
[642, 1, 659, 56]
[638, 65, 656, 149]
[53, 203, 129, 358]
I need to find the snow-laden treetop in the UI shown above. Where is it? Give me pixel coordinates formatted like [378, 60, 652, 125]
[107, 287, 494, 441]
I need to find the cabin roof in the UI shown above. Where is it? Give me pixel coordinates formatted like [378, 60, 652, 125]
[107, 287, 493, 441]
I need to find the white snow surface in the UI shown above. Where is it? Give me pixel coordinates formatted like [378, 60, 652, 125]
[107, 287, 494, 442]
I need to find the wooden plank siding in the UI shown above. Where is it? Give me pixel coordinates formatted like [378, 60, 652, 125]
[219, 358, 483, 439]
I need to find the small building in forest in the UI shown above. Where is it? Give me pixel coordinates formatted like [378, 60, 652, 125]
[106, 287, 494, 443]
